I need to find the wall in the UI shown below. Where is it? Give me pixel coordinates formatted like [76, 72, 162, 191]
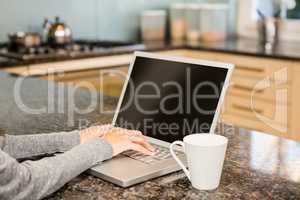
[0, 0, 186, 42]
[0, 0, 234, 42]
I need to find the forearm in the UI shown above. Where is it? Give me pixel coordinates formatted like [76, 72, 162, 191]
[1, 130, 80, 160]
[0, 138, 113, 200]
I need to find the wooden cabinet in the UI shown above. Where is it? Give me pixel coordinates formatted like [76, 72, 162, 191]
[2, 65, 29, 75]
[158, 49, 299, 141]
[289, 61, 300, 140]
[2, 54, 133, 76]
[40, 66, 129, 97]
[2, 54, 133, 97]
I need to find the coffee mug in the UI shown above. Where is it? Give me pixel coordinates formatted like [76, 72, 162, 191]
[170, 134, 228, 190]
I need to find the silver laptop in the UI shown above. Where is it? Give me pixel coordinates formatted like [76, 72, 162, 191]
[89, 51, 234, 187]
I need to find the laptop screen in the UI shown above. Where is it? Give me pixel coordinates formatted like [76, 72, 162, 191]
[114, 55, 229, 143]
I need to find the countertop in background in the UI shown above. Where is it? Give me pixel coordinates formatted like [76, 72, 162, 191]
[0, 72, 299, 200]
[1, 38, 300, 68]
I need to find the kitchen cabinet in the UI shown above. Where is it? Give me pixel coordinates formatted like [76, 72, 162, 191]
[40, 66, 129, 97]
[2, 54, 133, 97]
[2, 54, 132, 76]
[157, 50, 299, 141]
[2, 65, 29, 75]
[289, 61, 300, 141]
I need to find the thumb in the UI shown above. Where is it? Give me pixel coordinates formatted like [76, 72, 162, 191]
[130, 143, 154, 156]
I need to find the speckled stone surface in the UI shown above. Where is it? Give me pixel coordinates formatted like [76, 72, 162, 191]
[43, 128, 300, 200]
[2, 38, 300, 68]
[0, 72, 299, 200]
[0, 72, 116, 135]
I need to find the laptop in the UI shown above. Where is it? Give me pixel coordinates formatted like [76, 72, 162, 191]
[89, 51, 234, 187]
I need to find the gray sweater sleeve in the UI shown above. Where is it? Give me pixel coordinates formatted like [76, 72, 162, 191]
[0, 136, 113, 200]
[1, 130, 80, 160]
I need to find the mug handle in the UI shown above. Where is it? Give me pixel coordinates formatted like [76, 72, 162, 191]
[170, 141, 191, 180]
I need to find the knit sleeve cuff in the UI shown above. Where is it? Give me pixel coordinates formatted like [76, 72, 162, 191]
[85, 138, 113, 162]
[59, 130, 81, 152]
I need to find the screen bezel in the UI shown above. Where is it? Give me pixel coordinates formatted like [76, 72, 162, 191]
[112, 51, 234, 136]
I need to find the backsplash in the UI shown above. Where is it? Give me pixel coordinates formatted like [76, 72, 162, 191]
[0, 0, 234, 42]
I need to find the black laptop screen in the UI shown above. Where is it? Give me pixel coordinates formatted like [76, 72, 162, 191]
[114, 56, 228, 143]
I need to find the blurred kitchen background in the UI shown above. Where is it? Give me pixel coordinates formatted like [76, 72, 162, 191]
[0, 0, 231, 42]
[0, 0, 300, 42]
[0, 0, 298, 42]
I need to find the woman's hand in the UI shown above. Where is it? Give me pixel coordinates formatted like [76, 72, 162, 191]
[80, 125, 155, 156]
[103, 128, 155, 156]
[79, 124, 112, 144]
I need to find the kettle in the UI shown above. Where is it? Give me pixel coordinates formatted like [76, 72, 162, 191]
[44, 16, 72, 46]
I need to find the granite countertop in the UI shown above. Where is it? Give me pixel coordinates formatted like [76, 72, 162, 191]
[175, 38, 300, 61]
[0, 72, 299, 200]
[1, 38, 300, 68]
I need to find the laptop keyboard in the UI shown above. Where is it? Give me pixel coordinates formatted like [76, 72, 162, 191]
[122, 144, 182, 164]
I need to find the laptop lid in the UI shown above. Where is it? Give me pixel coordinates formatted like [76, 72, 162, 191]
[113, 51, 234, 143]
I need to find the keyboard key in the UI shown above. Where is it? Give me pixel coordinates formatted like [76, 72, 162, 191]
[122, 143, 182, 164]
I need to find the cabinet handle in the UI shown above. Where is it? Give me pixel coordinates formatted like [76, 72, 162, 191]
[232, 104, 263, 114]
[233, 85, 264, 93]
[236, 66, 265, 73]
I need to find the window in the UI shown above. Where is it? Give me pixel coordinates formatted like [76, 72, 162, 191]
[237, 0, 300, 41]
[255, 0, 300, 19]
[287, 0, 300, 19]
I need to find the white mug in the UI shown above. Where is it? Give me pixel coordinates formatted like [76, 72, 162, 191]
[170, 134, 228, 190]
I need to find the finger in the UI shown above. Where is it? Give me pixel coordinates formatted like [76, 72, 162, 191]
[98, 124, 113, 136]
[108, 127, 124, 135]
[123, 130, 143, 136]
[114, 127, 130, 134]
[130, 143, 154, 156]
[130, 130, 143, 136]
[100, 124, 113, 130]
[90, 125, 110, 137]
[127, 131, 154, 151]
[130, 136, 155, 152]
